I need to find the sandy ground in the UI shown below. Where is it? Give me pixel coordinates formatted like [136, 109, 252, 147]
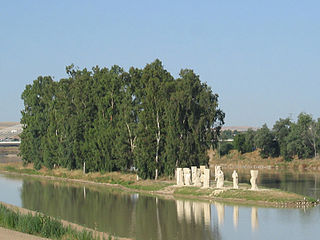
[0, 227, 49, 240]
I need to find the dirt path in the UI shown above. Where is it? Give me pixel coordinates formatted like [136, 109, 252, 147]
[0, 227, 49, 240]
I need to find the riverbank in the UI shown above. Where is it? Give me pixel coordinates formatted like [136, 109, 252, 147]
[0, 201, 129, 240]
[0, 227, 48, 240]
[0, 162, 318, 208]
[210, 150, 320, 172]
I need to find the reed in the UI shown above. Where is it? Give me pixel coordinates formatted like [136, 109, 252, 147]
[0, 204, 115, 240]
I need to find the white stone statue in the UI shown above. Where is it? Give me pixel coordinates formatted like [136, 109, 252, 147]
[216, 167, 224, 188]
[194, 169, 202, 187]
[250, 170, 258, 190]
[203, 169, 210, 188]
[200, 165, 206, 183]
[191, 166, 197, 184]
[215, 165, 220, 181]
[183, 168, 191, 186]
[232, 170, 239, 189]
[176, 168, 184, 186]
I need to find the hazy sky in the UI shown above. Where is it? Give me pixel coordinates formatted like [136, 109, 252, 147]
[1, 0, 319, 127]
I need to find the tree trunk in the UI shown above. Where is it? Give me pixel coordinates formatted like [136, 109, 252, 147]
[155, 111, 160, 180]
[126, 122, 136, 152]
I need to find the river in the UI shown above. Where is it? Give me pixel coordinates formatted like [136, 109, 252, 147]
[0, 169, 319, 240]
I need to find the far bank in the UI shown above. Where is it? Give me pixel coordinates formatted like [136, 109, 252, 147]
[209, 149, 320, 172]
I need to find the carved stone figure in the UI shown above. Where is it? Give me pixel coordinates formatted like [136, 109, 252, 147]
[203, 169, 210, 188]
[176, 168, 184, 186]
[200, 165, 206, 183]
[216, 167, 224, 188]
[194, 169, 202, 187]
[232, 170, 239, 189]
[250, 170, 258, 190]
[183, 168, 191, 186]
[191, 166, 197, 184]
[215, 165, 220, 181]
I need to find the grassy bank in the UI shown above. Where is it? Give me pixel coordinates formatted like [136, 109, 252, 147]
[0, 162, 318, 207]
[0, 162, 173, 192]
[0, 203, 117, 240]
[173, 182, 317, 207]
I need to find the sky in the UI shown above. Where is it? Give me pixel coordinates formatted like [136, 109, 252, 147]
[1, 0, 319, 127]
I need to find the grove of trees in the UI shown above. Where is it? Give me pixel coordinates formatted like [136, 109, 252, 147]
[224, 113, 320, 160]
[20, 60, 225, 179]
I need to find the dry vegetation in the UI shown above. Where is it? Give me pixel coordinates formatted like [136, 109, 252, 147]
[0, 122, 19, 130]
[209, 149, 320, 171]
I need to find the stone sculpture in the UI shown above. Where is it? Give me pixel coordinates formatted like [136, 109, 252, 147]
[194, 169, 202, 187]
[203, 169, 210, 188]
[232, 170, 239, 189]
[200, 165, 206, 183]
[216, 167, 224, 188]
[250, 170, 258, 190]
[215, 165, 220, 181]
[191, 166, 197, 184]
[183, 168, 191, 186]
[176, 168, 184, 186]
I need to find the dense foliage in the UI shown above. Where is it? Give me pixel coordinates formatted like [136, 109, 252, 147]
[20, 60, 224, 179]
[223, 113, 320, 160]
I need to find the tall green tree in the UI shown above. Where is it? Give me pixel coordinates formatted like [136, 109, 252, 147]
[254, 124, 279, 158]
[135, 60, 174, 179]
[20, 60, 225, 178]
[20, 76, 55, 169]
[286, 113, 319, 159]
[273, 118, 292, 160]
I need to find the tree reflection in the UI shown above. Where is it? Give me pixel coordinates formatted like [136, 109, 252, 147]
[21, 180, 221, 240]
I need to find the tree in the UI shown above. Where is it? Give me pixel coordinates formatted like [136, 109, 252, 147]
[20, 76, 55, 169]
[273, 118, 292, 160]
[20, 60, 225, 178]
[244, 128, 255, 153]
[286, 113, 319, 159]
[135, 60, 174, 179]
[233, 129, 255, 154]
[254, 124, 279, 158]
[234, 133, 246, 154]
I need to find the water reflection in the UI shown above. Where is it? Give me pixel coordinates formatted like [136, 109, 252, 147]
[215, 202, 224, 226]
[233, 206, 238, 229]
[176, 200, 211, 226]
[251, 207, 258, 231]
[20, 179, 222, 240]
[0, 173, 319, 240]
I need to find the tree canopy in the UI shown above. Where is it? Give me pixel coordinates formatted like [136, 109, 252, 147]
[228, 113, 320, 160]
[20, 60, 224, 179]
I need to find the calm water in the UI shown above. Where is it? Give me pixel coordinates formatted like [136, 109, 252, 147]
[223, 169, 320, 200]
[0, 171, 319, 240]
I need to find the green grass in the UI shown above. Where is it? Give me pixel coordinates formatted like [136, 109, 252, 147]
[3, 166, 40, 175]
[127, 182, 173, 191]
[215, 188, 316, 203]
[0, 204, 117, 240]
[174, 187, 213, 196]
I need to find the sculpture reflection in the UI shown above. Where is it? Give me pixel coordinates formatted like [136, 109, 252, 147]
[251, 207, 259, 231]
[215, 202, 225, 226]
[233, 206, 239, 229]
